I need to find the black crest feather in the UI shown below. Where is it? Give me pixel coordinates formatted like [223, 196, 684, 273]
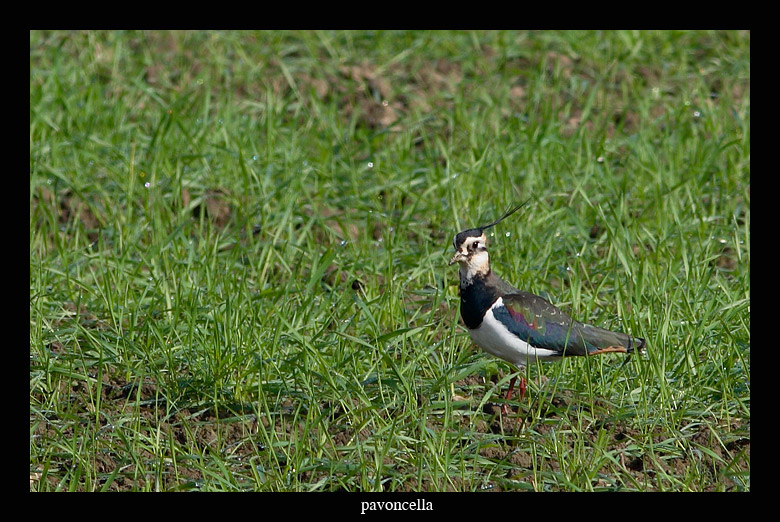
[478, 198, 531, 231]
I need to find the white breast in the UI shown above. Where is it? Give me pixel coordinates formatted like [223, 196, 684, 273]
[468, 297, 561, 367]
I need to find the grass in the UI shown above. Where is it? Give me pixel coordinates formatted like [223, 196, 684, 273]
[30, 30, 749, 492]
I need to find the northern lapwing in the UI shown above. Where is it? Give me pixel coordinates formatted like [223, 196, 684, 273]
[449, 202, 645, 415]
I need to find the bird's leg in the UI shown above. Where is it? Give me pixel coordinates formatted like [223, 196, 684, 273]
[513, 376, 528, 428]
[505, 376, 517, 402]
[500, 375, 527, 421]
[500, 376, 518, 416]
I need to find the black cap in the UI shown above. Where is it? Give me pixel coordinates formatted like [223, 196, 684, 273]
[452, 199, 531, 249]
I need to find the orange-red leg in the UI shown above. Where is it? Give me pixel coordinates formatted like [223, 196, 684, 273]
[500, 375, 527, 416]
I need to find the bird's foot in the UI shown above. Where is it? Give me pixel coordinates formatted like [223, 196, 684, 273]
[499, 375, 527, 427]
[497, 403, 525, 429]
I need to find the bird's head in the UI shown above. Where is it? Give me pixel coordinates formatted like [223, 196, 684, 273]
[449, 200, 530, 283]
[449, 228, 490, 278]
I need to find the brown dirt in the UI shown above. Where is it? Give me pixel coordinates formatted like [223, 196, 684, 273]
[31, 361, 749, 491]
[449, 372, 749, 492]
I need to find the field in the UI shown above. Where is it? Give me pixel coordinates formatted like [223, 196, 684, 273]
[30, 30, 750, 492]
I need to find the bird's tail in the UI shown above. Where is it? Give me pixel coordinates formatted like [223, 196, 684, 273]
[627, 336, 647, 355]
[617, 335, 646, 371]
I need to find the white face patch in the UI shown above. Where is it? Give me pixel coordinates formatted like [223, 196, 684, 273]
[468, 297, 561, 367]
[456, 234, 490, 283]
[460, 235, 484, 252]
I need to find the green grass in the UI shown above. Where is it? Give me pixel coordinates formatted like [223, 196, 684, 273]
[30, 30, 749, 492]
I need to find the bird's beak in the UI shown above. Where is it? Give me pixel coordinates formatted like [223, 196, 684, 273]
[449, 252, 465, 265]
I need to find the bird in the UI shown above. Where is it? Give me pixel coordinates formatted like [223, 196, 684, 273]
[449, 201, 645, 416]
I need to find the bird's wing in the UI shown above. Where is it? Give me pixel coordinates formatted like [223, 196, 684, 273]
[496, 292, 641, 356]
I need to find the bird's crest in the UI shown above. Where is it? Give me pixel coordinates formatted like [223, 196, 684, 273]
[453, 198, 532, 251]
[477, 198, 532, 232]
